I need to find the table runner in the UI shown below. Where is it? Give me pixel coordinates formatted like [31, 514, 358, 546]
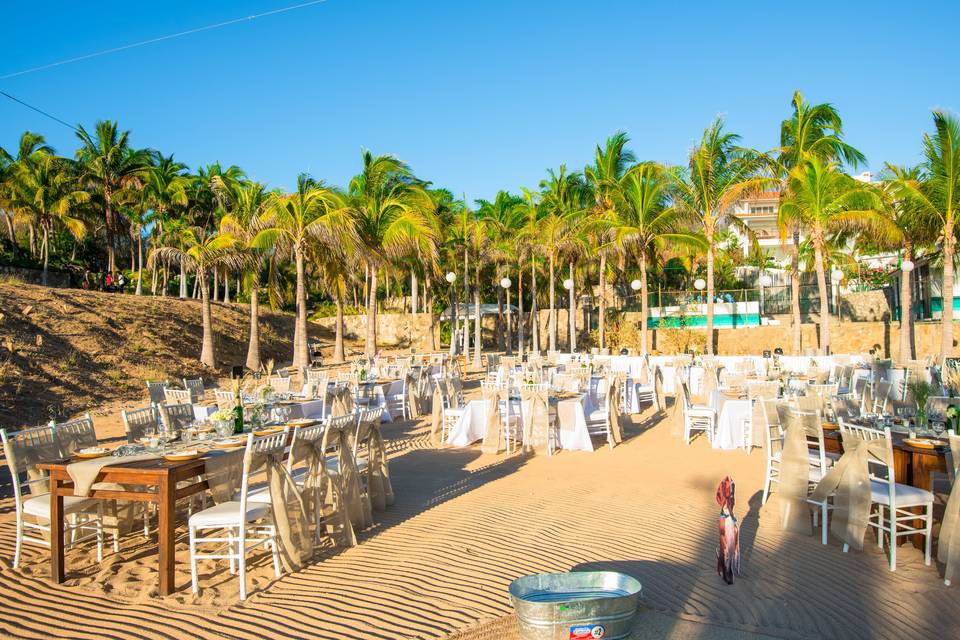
[67, 454, 159, 497]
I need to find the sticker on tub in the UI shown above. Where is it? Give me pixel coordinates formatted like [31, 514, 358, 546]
[569, 624, 605, 639]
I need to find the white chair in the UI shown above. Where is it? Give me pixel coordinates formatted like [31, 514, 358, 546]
[183, 378, 205, 403]
[385, 378, 409, 420]
[872, 381, 893, 415]
[783, 408, 832, 545]
[629, 365, 658, 413]
[519, 383, 556, 455]
[164, 388, 192, 405]
[145, 380, 169, 404]
[214, 389, 237, 411]
[760, 399, 783, 504]
[268, 376, 291, 394]
[678, 381, 716, 445]
[160, 402, 195, 431]
[838, 423, 933, 571]
[121, 405, 160, 443]
[2, 425, 106, 569]
[188, 430, 285, 600]
[441, 380, 467, 444]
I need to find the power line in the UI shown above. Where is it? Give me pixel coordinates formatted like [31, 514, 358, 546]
[0, 91, 78, 132]
[0, 0, 328, 81]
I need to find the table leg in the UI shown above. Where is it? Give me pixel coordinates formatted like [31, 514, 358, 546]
[157, 475, 176, 595]
[49, 477, 65, 583]
[910, 452, 944, 550]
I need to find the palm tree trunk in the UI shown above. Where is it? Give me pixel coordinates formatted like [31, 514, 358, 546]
[463, 248, 471, 360]
[223, 270, 231, 304]
[41, 226, 49, 286]
[427, 272, 438, 351]
[549, 253, 556, 351]
[598, 253, 606, 349]
[193, 269, 200, 298]
[791, 228, 802, 355]
[705, 230, 715, 355]
[568, 262, 576, 352]
[245, 282, 261, 371]
[162, 261, 168, 296]
[333, 292, 346, 363]
[518, 263, 525, 355]
[105, 199, 116, 274]
[212, 268, 220, 303]
[531, 260, 539, 352]
[365, 265, 378, 358]
[179, 261, 187, 298]
[473, 263, 482, 369]
[899, 242, 915, 361]
[151, 262, 158, 295]
[640, 256, 649, 355]
[814, 238, 830, 355]
[28, 223, 35, 257]
[496, 282, 505, 351]
[411, 270, 418, 314]
[941, 223, 956, 365]
[294, 248, 309, 368]
[199, 269, 216, 367]
[3, 213, 17, 256]
[135, 230, 144, 295]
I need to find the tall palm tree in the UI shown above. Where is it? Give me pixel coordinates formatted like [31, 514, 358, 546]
[612, 163, 706, 353]
[780, 159, 892, 354]
[539, 165, 587, 352]
[255, 174, 350, 369]
[9, 154, 89, 284]
[515, 188, 542, 353]
[776, 91, 865, 354]
[673, 119, 771, 354]
[75, 121, 150, 272]
[894, 112, 960, 364]
[585, 132, 635, 349]
[149, 226, 241, 367]
[0, 132, 55, 255]
[219, 181, 272, 371]
[143, 154, 189, 296]
[347, 152, 435, 358]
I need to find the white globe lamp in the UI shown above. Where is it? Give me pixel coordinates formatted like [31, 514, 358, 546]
[630, 279, 642, 291]
[831, 270, 844, 283]
[563, 278, 574, 290]
[445, 271, 456, 284]
[902, 260, 915, 273]
[694, 278, 706, 291]
[500, 277, 511, 289]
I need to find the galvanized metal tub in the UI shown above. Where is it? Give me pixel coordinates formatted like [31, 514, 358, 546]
[508, 571, 642, 640]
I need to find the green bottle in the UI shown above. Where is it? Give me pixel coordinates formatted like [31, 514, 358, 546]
[233, 389, 244, 434]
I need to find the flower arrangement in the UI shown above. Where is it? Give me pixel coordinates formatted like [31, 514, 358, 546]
[908, 379, 933, 426]
[210, 409, 232, 423]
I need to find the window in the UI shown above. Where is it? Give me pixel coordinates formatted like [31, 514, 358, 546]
[749, 205, 775, 214]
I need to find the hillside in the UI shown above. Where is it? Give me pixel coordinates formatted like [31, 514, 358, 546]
[0, 281, 337, 429]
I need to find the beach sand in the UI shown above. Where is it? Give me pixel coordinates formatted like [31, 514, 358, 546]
[1, 381, 958, 639]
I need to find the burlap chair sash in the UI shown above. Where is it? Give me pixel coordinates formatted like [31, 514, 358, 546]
[939, 434, 960, 584]
[330, 386, 354, 417]
[778, 409, 826, 535]
[247, 447, 314, 571]
[355, 414, 395, 511]
[326, 418, 372, 531]
[481, 388, 505, 454]
[290, 436, 357, 548]
[429, 383, 445, 447]
[405, 372, 421, 418]
[607, 375, 625, 446]
[653, 367, 665, 413]
[810, 431, 892, 550]
[520, 388, 551, 455]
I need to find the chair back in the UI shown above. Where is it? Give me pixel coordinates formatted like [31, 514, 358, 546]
[164, 388, 192, 405]
[839, 422, 896, 488]
[268, 376, 291, 394]
[239, 429, 290, 509]
[1, 424, 61, 502]
[55, 415, 97, 456]
[873, 380, 893, 414]
[215, 389, 237, 411]
[122, 405, 160, 443]
[183, 378, 205, 403]
[146, 380, 169, 404]
[287, 422, 326, 473]
[159, 402, 195, 431]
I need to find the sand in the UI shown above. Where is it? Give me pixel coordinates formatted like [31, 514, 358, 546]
[2, 380, 959, 639]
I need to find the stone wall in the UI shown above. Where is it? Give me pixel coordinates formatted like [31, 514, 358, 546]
[839, 289, 893, 322]
[0, 265, 71, 288]
[310, 312, 439, 351]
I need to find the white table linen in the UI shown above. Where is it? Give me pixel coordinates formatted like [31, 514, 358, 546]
[710, 391, 752, 450]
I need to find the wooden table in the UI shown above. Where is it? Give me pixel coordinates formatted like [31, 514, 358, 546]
[823, 430, 948, 548]
[38, 456, 209, 596]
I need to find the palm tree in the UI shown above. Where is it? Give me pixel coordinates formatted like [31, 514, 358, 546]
[75, 121, 150, 272]
[780, 159, 893, 354]
[515, 188, 542, 353]
[143, 154, 189, 296]
[219, 181, 272, 371]
[673, 119, 771, 354]
[255, 174, 350, 369]
[347, 152, 435, 358]
[585, 132, 635, 349]
[894, 112, 960, 364]
[613, 163, 706, 354]
[9, 153, 89, 284]
[776, 91, 865, 353]
[149, 226, 241, 367]
[0, 132, 55, 255]
[539, 165, 587, 352]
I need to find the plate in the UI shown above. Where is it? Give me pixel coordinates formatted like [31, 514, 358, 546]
[254, 426, 284, 436]
[822, 422, 840, 431]
[287, 418, 318, 427]
[74, 448, 110, 460]
[164, 450, 200, 462]
[904, 438, 947, 450]
[212, 438, 245, 449]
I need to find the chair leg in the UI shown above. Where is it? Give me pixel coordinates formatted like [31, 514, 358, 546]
[95, 503, 104, 562]
[888, 512, 897, 572]
[188, 526, 199, 594]
[762, 464, 772, 505]
[270, 528, 281, 578]
[13, 516, 23, 569]
[877, 507, 884, 548]
[227, 530, 236, 574]
[924, 502, 933, 566]
[239, 538, 247, 601]
[820, 503, 828, 545]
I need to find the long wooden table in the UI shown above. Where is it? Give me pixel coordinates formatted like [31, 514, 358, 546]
[38, 456, 209, 596]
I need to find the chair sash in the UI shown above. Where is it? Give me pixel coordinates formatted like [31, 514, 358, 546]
[356, 414, 394, 511]
[521, 387, 551, 455]
[204, 449, 245, 505]
[248, 447, 314, 571]
[290, 437, 356, 548]
[405, 372, 421, 418]
[670, 372, 686, 438]
[810, 432, 892, 550]
[939, 434, 960, 584]
[327, 419, 371, 531]
[429, 384, 444, 447]
[330, 386, 354, 417]
[481, 388, 504, 455]
[778, 409, 825, 535]
[653, 367, 665, 413]
[606, 375, 624, 446]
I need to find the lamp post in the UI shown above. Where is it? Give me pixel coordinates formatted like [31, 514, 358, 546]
[694, 277, 706, 305]
[759, 274, 773, 325]
[500, 276, 512, 355]
[563, 277, 575, 353]
[631, 279, 643, 354]
[831, 269, 843, 319]
[445, 271, 457, 356]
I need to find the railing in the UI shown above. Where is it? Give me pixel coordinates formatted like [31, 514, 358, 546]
[618, 283, 837, 317]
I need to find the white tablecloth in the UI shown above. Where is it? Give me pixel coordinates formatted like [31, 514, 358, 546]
[447, 396, 595, 452]
[710, 391, 752, 450]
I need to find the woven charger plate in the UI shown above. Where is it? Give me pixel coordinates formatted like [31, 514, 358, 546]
[287, 418, 318, 427]
[74, 449, 110, 460]
[254, 426, 284, 436]
[164, 450, 200, 462]
[211, 438, 245, 449]
[904, 438, 947, 449]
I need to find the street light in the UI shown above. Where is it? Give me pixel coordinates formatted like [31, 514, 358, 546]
[563, 277, 575, 352]
[500, 277, 513, 355]
[445, 272, 457, 356]
[694, 278, 706, 290]
[563, 278, 574, 290]
[759, 274, 772, 323]
[902, 260, 915, 273]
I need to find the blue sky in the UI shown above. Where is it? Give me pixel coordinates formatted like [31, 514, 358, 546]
[2, 1, 959, 203]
